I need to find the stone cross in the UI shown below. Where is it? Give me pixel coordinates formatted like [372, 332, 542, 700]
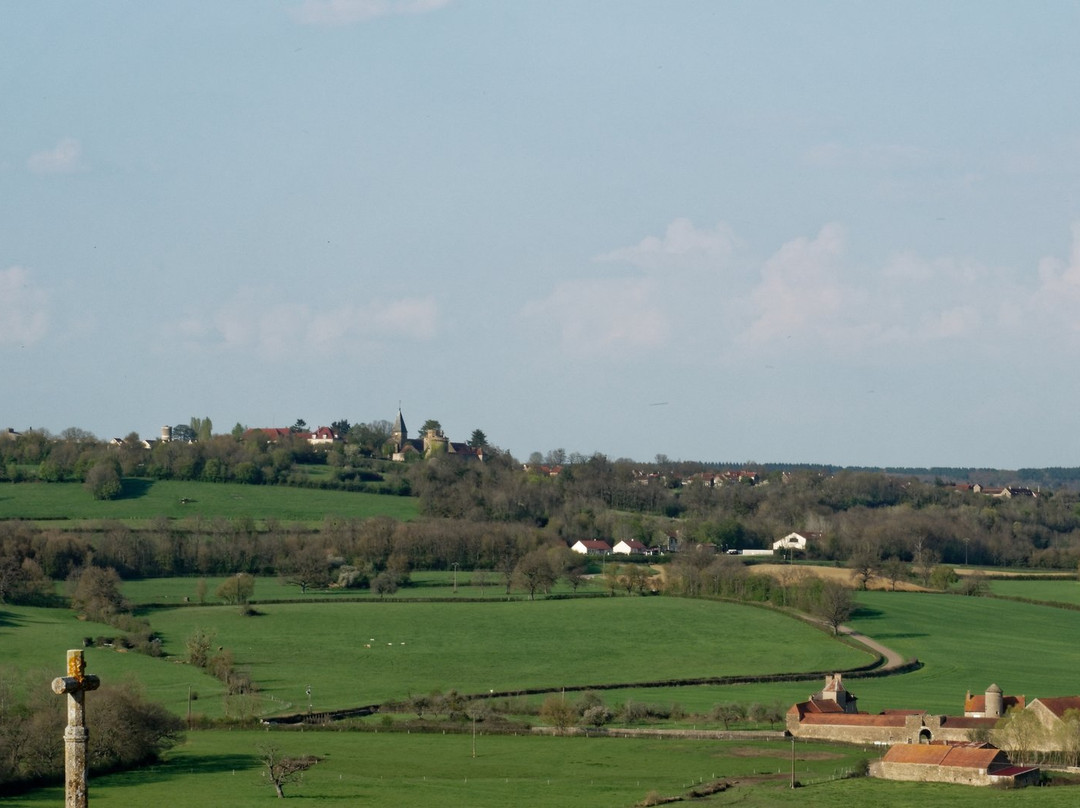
[52, 649, 101, 808]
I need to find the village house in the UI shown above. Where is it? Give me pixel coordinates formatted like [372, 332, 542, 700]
[771, 531, 820, 553]
[612, 539, 649, 555]
[570, 540, 612, 556]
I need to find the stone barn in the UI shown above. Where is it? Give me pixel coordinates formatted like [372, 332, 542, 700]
[870, 743, 1039, 787]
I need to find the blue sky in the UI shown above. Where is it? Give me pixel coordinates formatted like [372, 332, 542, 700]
[3, 1, 1080, 468]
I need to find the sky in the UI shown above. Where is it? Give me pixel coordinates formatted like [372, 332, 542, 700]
[3, 1, 1080, 469]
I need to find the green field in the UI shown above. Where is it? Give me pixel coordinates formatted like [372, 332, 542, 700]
[143, 597, 871, 716]
[5, 730, 1078, 808]
[988, 578, 1080, 606]
[572, 590, 1080, 719]
[0, 479, 418, 524]
[9, 585, 1080, 804]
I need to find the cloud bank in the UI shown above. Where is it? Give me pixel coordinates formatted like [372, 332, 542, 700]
[169, 288, 438, 360]
[522, 218, 1080, 362]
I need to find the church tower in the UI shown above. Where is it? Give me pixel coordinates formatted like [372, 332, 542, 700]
[391, 408, 407, 453]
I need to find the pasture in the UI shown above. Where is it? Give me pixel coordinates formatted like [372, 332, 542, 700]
[5, 730, 1077, 808]
[987, 578, 1080, 606]
[616, 590, 1080, 717]
[144, 597, 871, 717]
[0, 479, 418, 524]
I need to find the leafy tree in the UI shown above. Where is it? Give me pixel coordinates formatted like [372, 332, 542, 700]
[67, 565, 130, 623]
[330, 419, 351, 438]
[348, 420, 394, 455]
[185, 627, 216, 668]
[929, 565, 958, 590]
[216, 573, 255, 605]
[420, 419, 442, 435]
[468, 429, 488, 449]
[189, 417, 213, 442]
[539, 695, 576, 733]
[171, 424, 196, 442]
[84, 460, 122, 500]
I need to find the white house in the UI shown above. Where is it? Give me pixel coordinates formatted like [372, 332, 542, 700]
[571, 540, 612, 555]
[772, 531, 819, 552]
[612, 539, 648, 555]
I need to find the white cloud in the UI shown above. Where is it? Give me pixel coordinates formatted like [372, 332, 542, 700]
[293, 0, 452, 25]
[172, 288, 437, 359]
[521, 278, 668, 358]
[1031, 220, 1080, 333]
[596, 218, 740, 273]
[0, 266, 49, 346]
[524, 219, 1080, 365]
[744, 223, 852, 344]
[27, 138, 83, 174]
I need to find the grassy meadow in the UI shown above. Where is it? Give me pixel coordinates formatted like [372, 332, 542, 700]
[0, 479, 417, 524]
[5, 730, 1079, 808]
[987, 578, 1080, 606]
[142, 597, 872, 717]
[615, 590, 1080, 718]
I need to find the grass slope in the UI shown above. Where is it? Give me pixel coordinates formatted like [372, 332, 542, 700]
[146, 598, 871, 715]
[5, 730, 1077, 808]
[0, 605, 215, 716]
[0, 479, 417, 524]
[988, 579, 1080, 606]
[842, 591, 1080, 713]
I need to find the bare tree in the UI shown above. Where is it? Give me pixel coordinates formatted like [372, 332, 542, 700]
[812, 579, 855, 636]
[258, 744, 317, 798]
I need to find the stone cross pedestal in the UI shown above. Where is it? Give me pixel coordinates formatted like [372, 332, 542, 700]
[52, 649, 101, 808]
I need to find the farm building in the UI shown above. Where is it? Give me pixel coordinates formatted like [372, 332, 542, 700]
[788, 676, 998, 745]
[870, 743, 1039, 787]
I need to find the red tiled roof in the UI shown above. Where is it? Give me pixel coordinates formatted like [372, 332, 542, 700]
[883, 744, 1004, 770]
[1031, 696, 1080, 718]
[799, 713, 909, 728]
[964, 694, 1024, 713]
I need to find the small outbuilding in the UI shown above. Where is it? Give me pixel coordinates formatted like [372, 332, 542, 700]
[870, 743, 1039, 788]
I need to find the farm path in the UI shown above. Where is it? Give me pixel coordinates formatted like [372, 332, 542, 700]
[834, 622, 907, 670]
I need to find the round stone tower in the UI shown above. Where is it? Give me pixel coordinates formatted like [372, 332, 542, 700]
[161, 425, 172, 442]
[985, 683, 1003, 718]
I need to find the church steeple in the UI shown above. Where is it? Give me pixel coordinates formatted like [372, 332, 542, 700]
[391, 407, 407, 451]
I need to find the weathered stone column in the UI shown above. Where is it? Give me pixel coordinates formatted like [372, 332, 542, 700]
[52, 649, 101, 808]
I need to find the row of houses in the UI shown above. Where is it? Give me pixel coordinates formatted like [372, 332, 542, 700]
[569, 531, 822, 558]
